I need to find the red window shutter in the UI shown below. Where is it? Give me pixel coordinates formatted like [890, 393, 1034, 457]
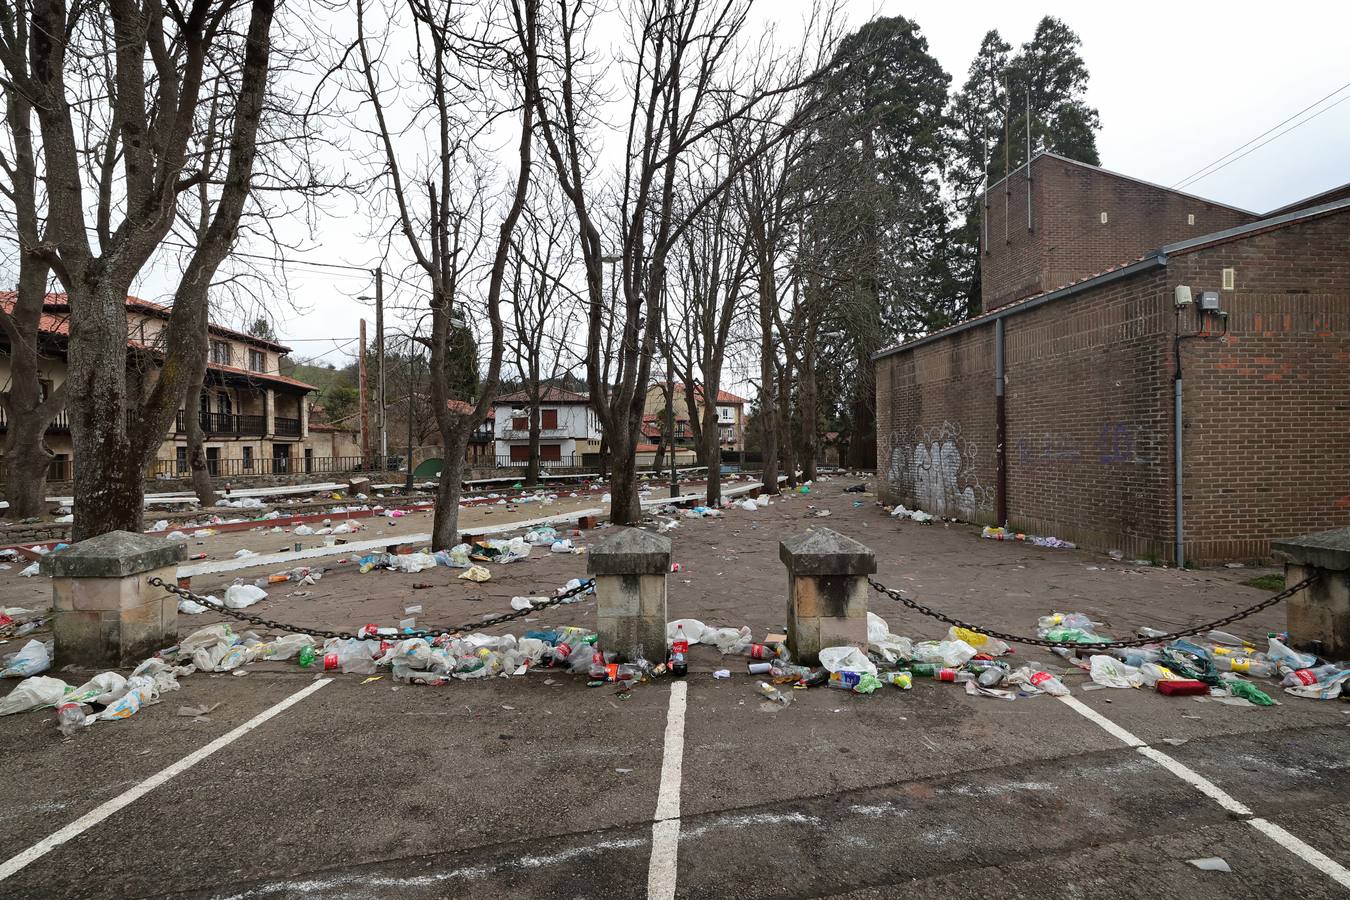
[541, 409, 558, 430]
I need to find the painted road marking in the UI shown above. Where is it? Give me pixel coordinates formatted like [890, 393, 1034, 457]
[647, 680, 688, 900]
[0, 679, 332, 884]
[1057, 694, 1350, 889]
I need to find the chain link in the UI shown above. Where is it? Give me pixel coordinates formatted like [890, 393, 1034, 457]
[148, 576, 595, 642]
[867, 572, 1320, 650]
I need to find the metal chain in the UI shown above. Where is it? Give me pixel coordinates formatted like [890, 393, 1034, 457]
[148, 576, 595, 642]
[867, 572, 1320, 650]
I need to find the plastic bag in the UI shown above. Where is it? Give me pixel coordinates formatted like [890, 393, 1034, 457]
[911, 639, 976, 668]
[293, 524, 316, 536]
[178, 598, 209, 614]
[1283, 669, 1350, 700]
[392, 552, 438, 574]
[818, 646, 877, 675]
[667, 619, 708, 644]
[550, 539, 574, 553]
[458, 565, 491, 582]
[1267, 637, 1317, 671]
[738, 499, 757, 511]
[1, 639, 52, 678]
[0, 675, 69, 715]
[258, 634, 315, 661]
[69, 672, 128, 706]
[867, 612, 913, 664]
[1088, 654, 1143, 688]
[946, 626, 1011, 657]
[97, 675, 158, 721]
[181, 623, 235, 653]
[703, 625, 752, 653]
[224, 584, 268, 609]
[389, 638, 432, 669]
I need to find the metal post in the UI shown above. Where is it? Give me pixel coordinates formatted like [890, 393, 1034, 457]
[406, 338, 416, 493]
[358, 318, 369, 468]
[995, 317, 1007, 527]
[1174, 373, 1184, 568]
[667, 354, 678, 498]
[375, 267, 386, 467]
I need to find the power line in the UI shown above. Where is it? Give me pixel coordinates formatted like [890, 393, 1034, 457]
[1172, 79, 1350, 190]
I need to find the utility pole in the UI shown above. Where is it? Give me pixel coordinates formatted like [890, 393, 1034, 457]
[358, 318, 370, 468]
[374, 267, 386, 468]
[405, 337, 416, 492]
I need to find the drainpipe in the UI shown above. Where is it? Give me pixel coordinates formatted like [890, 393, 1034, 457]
[995, 317, 1007, 526]
[1173, 350, 1184, 569]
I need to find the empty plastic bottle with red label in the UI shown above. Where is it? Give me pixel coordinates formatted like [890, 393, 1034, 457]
[670, 625, 689, 678]
[1027, 669, 1070, 696]
[1282, 664, 1343, 687]
[56, 702, 86, 737]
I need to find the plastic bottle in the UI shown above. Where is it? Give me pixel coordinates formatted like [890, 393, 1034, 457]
[1207, 630, 1255, 649]
[770, 660, 810, 681]
[1107, 647, 1159, 667]
[908, 663, 939, 678]
[740, 642, 784, 661]
[56, 702, 86, 737]
[1136, 626, 1169, 639]
[886, 671, 913, 690]
[587, 650, 608, 681]
[1281, 664, 1344, 688]
[297, 646, 317, 669]
[977, 665, 1007, 688]
[1213, 656, 1276, 677]
[1267, 637, 1318, 671]
[670, 625, 689, 678]
[935, 668, 968, 683]
[1027, 669, 1070, 696]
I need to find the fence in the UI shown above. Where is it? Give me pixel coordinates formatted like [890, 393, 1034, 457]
[40, 455, 399, 484]
[492, 454, 585, 470]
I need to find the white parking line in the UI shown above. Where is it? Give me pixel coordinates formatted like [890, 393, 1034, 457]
[0, 679, 331, 884]
[1057, 694, 1350, 888]
[647, 681, 688, 900]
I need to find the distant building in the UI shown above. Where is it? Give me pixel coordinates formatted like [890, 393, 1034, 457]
[0, 293, 331, 480]
[492, 388, 599, 465]
[641, 382, 747, 452]
[874, 153, 1350, 564]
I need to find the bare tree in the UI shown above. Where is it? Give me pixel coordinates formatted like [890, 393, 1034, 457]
[507, 187, 579, 486]
[0, 0, 280, 539]
[352, 0, 538, 549]
[532, 0, 835, 523]
[0, 1, 65, 516]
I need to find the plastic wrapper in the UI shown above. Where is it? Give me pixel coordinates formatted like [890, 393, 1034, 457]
[0, 676, 69, 716]
[1, 639, 52, 678]
[818, 646, 877, 676]
[224, 584, 268, 609]
[910, 639, 976, 668]
[1088, 654, 1143, 688]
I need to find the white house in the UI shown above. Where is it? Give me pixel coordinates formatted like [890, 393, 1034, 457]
[493, 388, 600, 465]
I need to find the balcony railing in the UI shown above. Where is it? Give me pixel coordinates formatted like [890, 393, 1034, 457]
[0, 407, 71, 433]
[500, 428, 571, 440]
[493, 454, 584, 470]
[175, 410, 267, 436]
[274, 416, 301, 437]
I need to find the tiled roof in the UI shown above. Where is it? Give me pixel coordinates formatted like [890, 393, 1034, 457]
[496, 387, 590, 403]
[667, 382, 746, 404]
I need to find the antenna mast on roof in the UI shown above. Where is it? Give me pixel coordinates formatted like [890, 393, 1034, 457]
[1026, 89, 1033, 232]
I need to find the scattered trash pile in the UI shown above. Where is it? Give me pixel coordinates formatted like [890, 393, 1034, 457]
[981, 526, 1077, 550]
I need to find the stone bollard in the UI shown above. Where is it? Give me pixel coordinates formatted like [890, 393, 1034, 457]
[780, 528, 875, 666]
[348, 476, 372, 496]
[587, 527, 671, 663]
[41, 531, 186, 668]
[1272, 527, 1350, 656]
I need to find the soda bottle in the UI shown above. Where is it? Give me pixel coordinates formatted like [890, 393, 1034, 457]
[670, 625, 689, 678]
[1282, 664, 1343, 687]
[743, 643, 781, 661]
[588, 650, 607, 681]
[908, 663, 939, 678]
[297, 646, 317, 668]
[56, 702, 86, 737]
[976, 665, 1007, 688]
[1213, 656, 1276, 677]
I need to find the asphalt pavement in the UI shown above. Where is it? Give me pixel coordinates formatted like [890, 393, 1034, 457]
[1, 483, 1347, 899]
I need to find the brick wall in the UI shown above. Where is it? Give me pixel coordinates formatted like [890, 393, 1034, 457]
[877, 206, 1350, 564]
[982, 155, 1256, 312]
[876, 326, 998, 524]
[1169, 212, 1350, 562]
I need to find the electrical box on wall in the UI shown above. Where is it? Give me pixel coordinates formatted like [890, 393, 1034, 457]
[1174, 285, 1193, 308]
[1199, 291, 1220, 311]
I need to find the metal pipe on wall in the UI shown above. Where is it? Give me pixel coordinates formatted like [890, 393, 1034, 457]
[995, 317, 1007, 526]
[1174, 372, 1184, 568]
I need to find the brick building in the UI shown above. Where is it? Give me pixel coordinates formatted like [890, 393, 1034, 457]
[874, 153, 1350, 564]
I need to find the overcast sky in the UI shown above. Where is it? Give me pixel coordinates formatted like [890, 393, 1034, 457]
[114, 0, 1348, 371]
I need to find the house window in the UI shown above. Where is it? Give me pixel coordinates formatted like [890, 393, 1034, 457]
[512, 416, 527, 431]
[242, 446, 254, 471]
[540, 443, 562, 461]
[541, 408, 558, 430]
[176, 446, 188, 473]
[248, 349, 266, 372]
[509, 444, 530, 462]
[210, 340, 232, 366]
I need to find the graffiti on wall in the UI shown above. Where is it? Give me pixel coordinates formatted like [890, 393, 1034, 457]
[1016, 423, 1145, 466]
[886, 422, 993, 519]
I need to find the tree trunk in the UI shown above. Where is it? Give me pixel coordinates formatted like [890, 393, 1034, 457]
[185, 378, 216, 506]
[432, 436, 468, 550]
[609, 446, 642, 524]
[757, 266, 779, 495]
[526, 394, 540, 487]
[702, 411, 721, 507]
[3, 421, 52, 519]
[780, 368, 798, 490]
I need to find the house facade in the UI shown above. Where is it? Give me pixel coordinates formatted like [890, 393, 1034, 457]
[641, 382, 747, 452]
[874, 154, 1350, 564]
[491, 388, 599, 465]
[0, 294, 336, 481]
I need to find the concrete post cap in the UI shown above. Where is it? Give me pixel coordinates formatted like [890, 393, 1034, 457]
[1272, 527, 1350, 573]
[40, 530, 187, 578]
[780, 527, 877, 576]
[587, 526, 672, 576]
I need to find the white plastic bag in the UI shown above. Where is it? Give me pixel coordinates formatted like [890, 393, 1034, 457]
[224, 584, 268, 609]
[390, 638, 432, 670]
[818, 646, 877, 675]
[1088, 654, 1143, 688]
[258, 634, 315, 661]
[911, 639, 976, 668]
[178, 598, 208, 614]
[704, 625, 752, 653]
[0, 675, 68, 715]
[667, 619, 708, 644]
[97, 675, 158, 721]
[69, 672, 128, 706]
[392, 552, 438, 574]
[867, 612, 913, 664]
[1, 639, 52, 678]
[738, 499, 757, 511]
[293, 524, 316, 536]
